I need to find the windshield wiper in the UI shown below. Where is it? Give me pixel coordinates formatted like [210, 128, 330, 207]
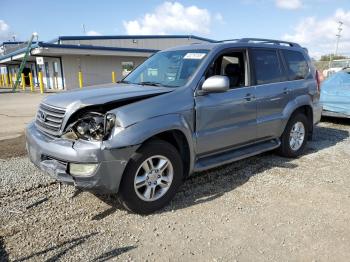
[138, 81, 163, 87]
[138, 81, 179, 88]
[118, 80, 131, 84]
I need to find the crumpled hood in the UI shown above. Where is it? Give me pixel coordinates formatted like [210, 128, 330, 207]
[42, 83, 172, 110]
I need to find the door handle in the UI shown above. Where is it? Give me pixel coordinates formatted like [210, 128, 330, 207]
[283, 88, 291, 94]
[244, 93, 254, 101]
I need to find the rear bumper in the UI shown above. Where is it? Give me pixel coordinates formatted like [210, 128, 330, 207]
[25, 121, 138, 193]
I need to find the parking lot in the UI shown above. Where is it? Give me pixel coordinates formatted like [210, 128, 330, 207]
[0, 92, 350, 261]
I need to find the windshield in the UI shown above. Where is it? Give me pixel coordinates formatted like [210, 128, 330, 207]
[122, 49, 209, 88]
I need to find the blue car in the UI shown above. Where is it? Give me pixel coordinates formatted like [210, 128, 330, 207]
[321, 68, 350, 118]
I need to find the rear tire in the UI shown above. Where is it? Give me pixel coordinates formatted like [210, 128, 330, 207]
[118, 139, 183, 214]
[277, 113, 309, 158]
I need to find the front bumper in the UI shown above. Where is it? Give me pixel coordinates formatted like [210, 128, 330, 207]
[25, 122, 139, 193]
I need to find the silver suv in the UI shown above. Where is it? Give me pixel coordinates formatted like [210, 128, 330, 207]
[26, 38, 322, 214]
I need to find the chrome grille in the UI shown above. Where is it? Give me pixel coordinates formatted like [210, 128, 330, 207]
[35, 103, 66, 136]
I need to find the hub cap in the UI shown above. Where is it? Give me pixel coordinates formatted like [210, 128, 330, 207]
[289, 121, 305, 151]
[134, 155, 174, 202]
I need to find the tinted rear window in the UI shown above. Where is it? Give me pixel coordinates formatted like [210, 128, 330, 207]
[282, 50, 309, 80]
[252, 49, 285, 85]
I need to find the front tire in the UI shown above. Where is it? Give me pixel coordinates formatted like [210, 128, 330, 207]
[119, 139, 183, 214]
[277, 113, 309, 158]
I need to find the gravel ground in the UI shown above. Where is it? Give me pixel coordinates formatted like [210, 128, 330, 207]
[1, 119, 350, 261]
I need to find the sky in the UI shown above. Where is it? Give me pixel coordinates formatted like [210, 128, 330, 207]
[1, 0, 350, 58]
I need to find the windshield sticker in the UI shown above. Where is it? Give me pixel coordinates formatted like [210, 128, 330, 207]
[184, 53, 207, 60]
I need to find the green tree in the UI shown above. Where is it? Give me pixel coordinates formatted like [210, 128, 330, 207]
[320, 54, 348, 61]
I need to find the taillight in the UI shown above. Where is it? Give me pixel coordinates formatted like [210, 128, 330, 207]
[315, 70, 322, 92]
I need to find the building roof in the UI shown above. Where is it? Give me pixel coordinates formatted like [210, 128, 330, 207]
[0, 34, 215, 64]
[39, 42, 158, 52]
[49, 34, 215, 43]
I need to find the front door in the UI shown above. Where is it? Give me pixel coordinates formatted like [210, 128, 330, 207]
[195, 87, 257, 155]
[194, 50, 257, 155]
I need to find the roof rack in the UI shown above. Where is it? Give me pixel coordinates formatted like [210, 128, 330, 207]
[216, 38, 301, 48]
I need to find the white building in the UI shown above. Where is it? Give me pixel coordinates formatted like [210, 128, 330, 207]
[0, 35, 214, 90]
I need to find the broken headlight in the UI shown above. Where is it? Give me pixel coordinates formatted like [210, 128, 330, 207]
[63, 112, 116, 141]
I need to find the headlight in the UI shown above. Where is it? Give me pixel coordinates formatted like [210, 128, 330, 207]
[69, 163, 98, 176]
[66, 112, 117, 141]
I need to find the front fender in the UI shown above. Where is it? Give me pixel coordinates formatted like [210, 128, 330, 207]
[103, 113, 196, 173]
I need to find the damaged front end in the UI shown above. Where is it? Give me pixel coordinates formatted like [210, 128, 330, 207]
[26, 104, 138, 193]
[61, 111, 118, 142]
[26, 84, 173, 193]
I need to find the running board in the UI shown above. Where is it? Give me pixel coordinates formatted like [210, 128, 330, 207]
[194, 139, 281, 172]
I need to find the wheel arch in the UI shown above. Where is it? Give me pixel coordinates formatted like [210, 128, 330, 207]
[143, 129, 192, 178]
[105, 114, 195, 177]
[281, 98, 314, 139]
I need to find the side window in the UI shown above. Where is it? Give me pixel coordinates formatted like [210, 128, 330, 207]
[252, 49, 285, 85]
[282, 50, 309, 80]
[206, 51, 246, 88]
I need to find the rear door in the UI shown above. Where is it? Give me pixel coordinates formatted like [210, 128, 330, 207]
[250, 48, 290, 140]
[281, 49, 312, 101]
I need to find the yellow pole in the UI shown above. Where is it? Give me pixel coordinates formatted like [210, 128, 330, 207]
[38, 71, 44, 94]
[29, 72, 34, 92]
[21, 73, 26, 90]
[1, 74, 4, 87]
[9, 73, 13, 87]
[78, 71, 83, 88]
[5, 73, 9, 87]
[0, 74, 3, 87]
[112, 71, 116, 83]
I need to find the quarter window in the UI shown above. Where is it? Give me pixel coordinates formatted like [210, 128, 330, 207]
[252, 49, 285, 85]
[282, 50, 309, 80]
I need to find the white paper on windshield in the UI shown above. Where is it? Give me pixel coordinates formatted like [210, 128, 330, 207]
[184, 53, 206, 59]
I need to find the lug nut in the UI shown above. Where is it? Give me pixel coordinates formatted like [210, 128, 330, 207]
[154, 182, 157, 185]
[157, 175, 161, 178]
[148, 182, 151, 185]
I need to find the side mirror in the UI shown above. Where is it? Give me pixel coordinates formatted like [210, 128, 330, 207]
[201, 75, 229, 93]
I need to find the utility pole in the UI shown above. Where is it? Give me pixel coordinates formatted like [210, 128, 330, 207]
[82, 24, 86, 34]
[334, 21, 343, 57]
[329, 21, 344, 68]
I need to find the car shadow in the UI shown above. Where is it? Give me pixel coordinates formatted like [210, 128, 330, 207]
[12, 231, 135, 262]
[0, 237, 9, 262]
[14, 233, 98, 262]
[95, 125, 349, 216]
[321, 116, 350, 125]
[92, 246, 136, 262]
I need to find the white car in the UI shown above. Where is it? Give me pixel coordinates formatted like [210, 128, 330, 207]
[323, 59, 350, 77]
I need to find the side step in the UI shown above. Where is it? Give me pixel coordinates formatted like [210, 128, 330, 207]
[194, 139, 281, 172]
